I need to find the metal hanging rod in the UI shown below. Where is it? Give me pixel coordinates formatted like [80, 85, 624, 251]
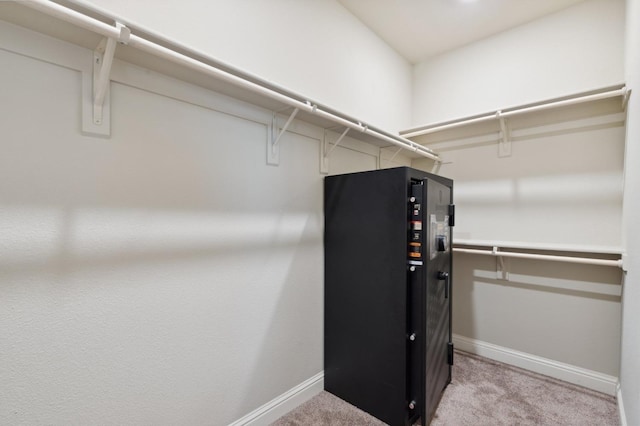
[19, 0, 440, 162]
[401, 86, 630, 139]
[453, 247, 623, 268]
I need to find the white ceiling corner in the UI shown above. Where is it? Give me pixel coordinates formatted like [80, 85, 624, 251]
[337, 0, 587, 63]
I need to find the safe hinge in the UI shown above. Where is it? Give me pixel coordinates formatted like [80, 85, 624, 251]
[448, 342, 454, 365]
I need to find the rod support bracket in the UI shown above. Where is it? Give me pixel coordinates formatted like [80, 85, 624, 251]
[622, 88, 631, 110]
[268, 108, 299, 166]
[496, 111, 511, 158]
[388, 146, 404, 162]
[321, 127, 350, 174]
[92, 22, 128, 127]
[116, 22, 131, 44]
[493, 246, 510, 280]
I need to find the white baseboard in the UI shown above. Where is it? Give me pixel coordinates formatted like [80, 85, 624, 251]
[228, 338, 620, 424]
[452, 334, 618, 396]
[617, 383, 627, 426]
[228, 372, 324, 426]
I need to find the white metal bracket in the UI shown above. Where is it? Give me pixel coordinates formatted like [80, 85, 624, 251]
[90, 22, 130, 133]
[320, 127, 349, 174]
[93, 37, 115, 126]
[493, 246, 510, 280]
[268, 107, 299, 166]
[389, 147, 403, 161]
[622, 88, 631, 110]
[496, 111, 511, 158]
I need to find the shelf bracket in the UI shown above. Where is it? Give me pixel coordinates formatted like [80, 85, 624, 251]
[324, 127, 349, 159]
[389, 147, 403, 161]
[622, 88, 631, 110]
[497, 111, 512, 158]
[268, 107, 299, 166]
[91, 22, 130, 129]
[320, 127, 349, 174]
[493, 246, 510, 281]
[93, 36, 115, 126]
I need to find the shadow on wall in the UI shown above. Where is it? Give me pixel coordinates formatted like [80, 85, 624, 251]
[0, 206, 320, 281]
[0, 51, 329, 425]
[236, 212, 324, 421]
[452, 251, 622, 374]
[453, 251, 622, 322]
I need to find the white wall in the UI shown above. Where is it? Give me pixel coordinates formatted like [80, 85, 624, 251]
[417, 104, 626, 248]
[0, 20, 410, 425]
[412, 0, 625, 125]
[75, 0, 413, 133]
[620, 0, 640, 423]
[412, 105, 625, 381]
[411, 0, 626, 389]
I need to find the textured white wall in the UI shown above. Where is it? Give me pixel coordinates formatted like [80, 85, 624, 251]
[620, 0, 640, 424]
[412, 0, 625, 125]
[76, 0, 413, 133]
[411, 0, 626, 381]
[412, 106, 625, 377]
[422, 114, 625, 247]
[0, 24, 401, 423]
[453, 255, 621, 376]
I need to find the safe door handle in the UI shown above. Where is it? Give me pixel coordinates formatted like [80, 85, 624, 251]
[437, 271, 449, 299]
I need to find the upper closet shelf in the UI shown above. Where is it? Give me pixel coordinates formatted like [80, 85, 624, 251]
[400, 85, 630, 139]
[0, 0, 439, 163]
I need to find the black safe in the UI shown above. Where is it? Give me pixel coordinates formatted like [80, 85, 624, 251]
[324, 167, 454, 426]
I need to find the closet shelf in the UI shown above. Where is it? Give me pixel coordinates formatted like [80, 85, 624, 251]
[0, 0, 439, 162]
[453, 239, 624, 254]
[401, 85, 630, 139]
[453, 240, 623, 268]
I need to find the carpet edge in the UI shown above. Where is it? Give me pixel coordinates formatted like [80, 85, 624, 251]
[453, 334, 618, 395]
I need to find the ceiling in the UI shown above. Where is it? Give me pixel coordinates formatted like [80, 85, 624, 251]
[337, 0, 586, 64]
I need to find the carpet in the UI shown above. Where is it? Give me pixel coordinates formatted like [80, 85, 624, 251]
[271, 350, 618, 425]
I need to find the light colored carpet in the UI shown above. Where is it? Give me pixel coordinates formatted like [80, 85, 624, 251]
[271, 350, 618, 425]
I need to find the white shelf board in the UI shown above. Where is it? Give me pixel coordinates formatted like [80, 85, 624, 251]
[453, 239, 624, 255]
[401, 84, 627, 141]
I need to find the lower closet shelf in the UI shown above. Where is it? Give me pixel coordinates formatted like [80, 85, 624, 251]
[453, 240, 623, 268]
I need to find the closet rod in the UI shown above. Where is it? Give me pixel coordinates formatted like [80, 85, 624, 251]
[21, 0, 440, 162]
[401, 86, 629, 138]
[453, 247, 623, 268]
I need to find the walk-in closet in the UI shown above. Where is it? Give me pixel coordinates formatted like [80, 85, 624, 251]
[1, 0, 639, 425]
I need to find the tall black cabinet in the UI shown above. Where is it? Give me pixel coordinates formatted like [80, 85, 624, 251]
[324, 167, 454, 426]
